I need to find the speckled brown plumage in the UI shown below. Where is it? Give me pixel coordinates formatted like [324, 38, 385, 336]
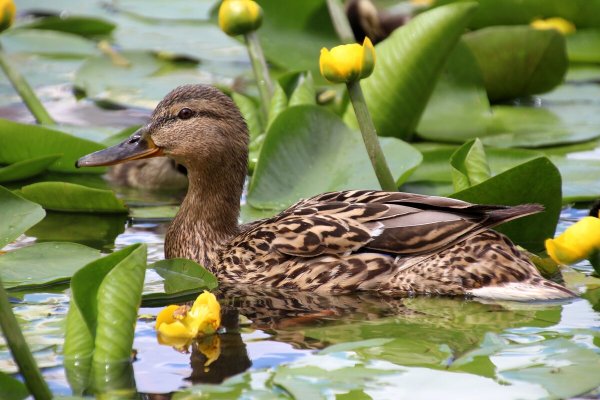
[81, 84, 575, 301]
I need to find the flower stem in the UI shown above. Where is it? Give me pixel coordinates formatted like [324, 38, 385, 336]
[0, 45, 54, 125]
[346, 80, 397, 191]
[244, 31, 273, 122]
[0, 278, 52, 400]
[326, 0, 356, 44]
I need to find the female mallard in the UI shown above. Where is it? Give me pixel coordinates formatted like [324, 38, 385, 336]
[77, 84, 574, 301]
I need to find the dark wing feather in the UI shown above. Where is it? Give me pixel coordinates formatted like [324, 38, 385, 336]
[236, 190, 543, 259]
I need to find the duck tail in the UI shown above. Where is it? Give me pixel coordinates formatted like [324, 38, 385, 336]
[469, 279, 576, 301]
[486, 204, 544, 228]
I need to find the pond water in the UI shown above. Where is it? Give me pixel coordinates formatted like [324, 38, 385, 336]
[2, 206, 600, 399]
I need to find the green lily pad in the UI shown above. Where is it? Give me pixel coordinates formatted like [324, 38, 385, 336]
[359, 2, 478, 140]
[114, 0, 215, 21]
[463, 26, 567, 102]
[550, 156, 600, 203]
[0, 242, 101, 289]
[0, 29, 98, 57]
[64, 244, 146, 393]
[247, 105, 422, 210]
[452, 157, 562, 252]
[0, 185, 45, 249]
[417, 40, 492, 141]
[0, 154, 61, 183]
[74, 50, 220, 109]
[0, 371, 28, 400]
[143, 258, 218, 305]
[18, 182, 128, 214]
[0, 119, 104, 174]
[255, 0, 339, 73]
[18, 16, 116, 38]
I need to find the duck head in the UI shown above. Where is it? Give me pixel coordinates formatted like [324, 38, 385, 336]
[76, 84, 249, 174]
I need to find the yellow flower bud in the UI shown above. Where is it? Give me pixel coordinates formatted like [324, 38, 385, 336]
[319, 37, 376, 84]
[0, 0, 15, 33]
[218, 0, 263, 36]
[155, 291, 221, 350]
[545, 216, 600, 265]
[531, 17, 576, 35]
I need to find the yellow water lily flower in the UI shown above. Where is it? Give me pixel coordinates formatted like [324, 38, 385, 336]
[218, 0, 263, 36]
[531, 17, 576, 35]
[320, 37, 376, 84]
[0, 0, 15, 33]
[545, 216, 600, 265]
[155, 291, 221, 349]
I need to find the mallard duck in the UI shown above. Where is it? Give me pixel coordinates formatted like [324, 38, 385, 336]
[77, 84, 574, 301]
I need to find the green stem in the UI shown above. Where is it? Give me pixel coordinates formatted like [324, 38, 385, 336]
[0, 45, 55, 125]
[244, 31, 273, 122]
[346, 80, 397, 191]
[326, 0, 356, 44]
[0, 278, 52, 400]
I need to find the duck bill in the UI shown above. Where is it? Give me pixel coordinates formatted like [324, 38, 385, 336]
[76, 127, 163, 168]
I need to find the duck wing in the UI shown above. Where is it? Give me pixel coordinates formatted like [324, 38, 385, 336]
[238, 190, 542, 258]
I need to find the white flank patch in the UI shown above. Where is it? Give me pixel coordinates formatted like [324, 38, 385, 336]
[469, 282, 573, 301]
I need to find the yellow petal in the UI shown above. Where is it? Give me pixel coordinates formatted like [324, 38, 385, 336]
[157, 319, 195, 338]
[218, 0, 263, 36]
[0, 0, 15, 33]
[360, 37, 376, 79]
[155, 305, 180, 330]
[545, 216, 600, 264]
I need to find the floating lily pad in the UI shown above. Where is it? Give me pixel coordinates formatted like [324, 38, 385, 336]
[360, 2, 478, 140]
[0, 154, 61, 183]
[0, 29, 98, 57]
[18, 182, 128, 214]
[0, 185, 45, 249]
[0, 119, 104, 174]
[74, 50, 219, 109]
[248, 105, 422, 210]
[0, 242, 101, 289]
[464, 26, 567, 102]
[18, 16, 116, 38]
[113, 0, 215, 21]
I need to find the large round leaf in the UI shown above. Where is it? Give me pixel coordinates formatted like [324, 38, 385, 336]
[360, 2, 478, 140]
[452, 157, 562, 252]
[0, 119, 104, 174]
[463, 26, 567, 102]
[256, 0, 339, 73]
[0, 29, 98, 57]
[0, 185, 45, 249]
[248, 106, 422, 210]
[18, 182, 128, 214]
[0, 242, 101, 289]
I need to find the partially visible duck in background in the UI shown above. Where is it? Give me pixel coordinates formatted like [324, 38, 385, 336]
[77, 84, 575, 301]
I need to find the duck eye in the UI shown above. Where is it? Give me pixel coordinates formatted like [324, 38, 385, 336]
[178, 108, 193, 120]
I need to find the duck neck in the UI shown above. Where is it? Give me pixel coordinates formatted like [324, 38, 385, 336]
[165, 163, 244, 273]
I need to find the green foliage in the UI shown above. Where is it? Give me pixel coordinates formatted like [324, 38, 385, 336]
[0, 154, 61, 183]
[64, 244, 147, 394]
[18, 182, 128, 214]
[0, 29, 98, 57]
[0, 185, 45, 249]
[248, 106, 422, 209]
[0, 371, 28, 400]
[360, 2, 478, 140]
[449, 139, 491, 191]
[0, 119, 104, 174]
[452, 157, 562, 251]
[18, 16, 116, 38]
[143, 258, 218, 305]
[464, 26, 567, 102]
